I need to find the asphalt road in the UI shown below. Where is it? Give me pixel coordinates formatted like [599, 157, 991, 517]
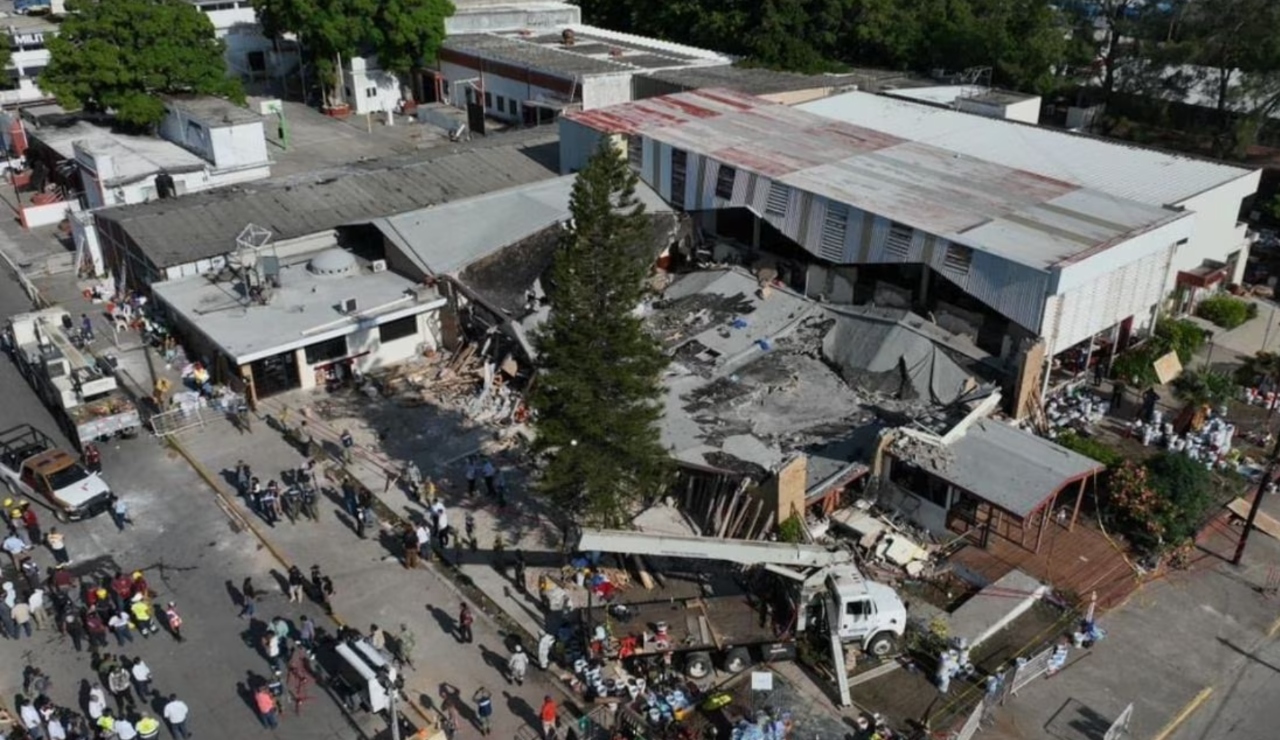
[1173, 632, 1280, 740]
[0, 254, 366, 738]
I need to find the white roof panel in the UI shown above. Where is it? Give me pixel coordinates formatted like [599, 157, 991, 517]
[798, 92, 1254, 206]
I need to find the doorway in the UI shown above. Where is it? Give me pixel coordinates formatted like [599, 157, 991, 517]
[249, 352, 300, 398]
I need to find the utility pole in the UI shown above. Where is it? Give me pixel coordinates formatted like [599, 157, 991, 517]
[1232, 433, 1280, 565]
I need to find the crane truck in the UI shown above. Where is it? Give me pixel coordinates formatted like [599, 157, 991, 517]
[6, 307, 141, 450]
[568, 528, 908, 708]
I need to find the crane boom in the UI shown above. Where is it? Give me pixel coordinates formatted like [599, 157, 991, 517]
[576, 528, 856, 570]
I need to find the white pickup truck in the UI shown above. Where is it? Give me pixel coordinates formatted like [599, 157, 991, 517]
[0, 424, 112, 521]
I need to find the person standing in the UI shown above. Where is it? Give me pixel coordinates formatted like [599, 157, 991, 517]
[341, 479, 358, 517]
[21, 504, 40, 545]
[464, 457, 477, 496]
[110, 496, 132, 531]
[162, 602, 183, 642]
[508, 644, 530, 686]
[287, 566, 306, 603]
[473, 687, 493, 737]
[64, 610, 85, 652]
[45, 528, 70, 565]
[405, 461, 423, 501]
[239, 578, 257, 619]
[320, 576, 335, 615]
[299, 485, 318, 522]
[539, 696, 558, 740]
[255, 685, 279, 729]
[131, 656, 154, 699]
[18, 695, 43, 740]
[340, 429, 355, 464]
[264, 632, 283, 674]
[163, 694, 191, 739]
[481, 458, 497, 498]
[259, 483, 279, 527]
[416, 521, 431, 561]
[298, 615, 316, 650]
[403, 526, 420, 569]
[458, 603, 474, 644]
[135, 714, 161, 740]
[234, 460, 252, 497]
[87, 686, 107, 726]
[108, 663, 136, 713]
[28, 587, 48, 630]
[395, 624, 415, 669]
[12, 595, 32, 637]
[85, 610, 108, 650]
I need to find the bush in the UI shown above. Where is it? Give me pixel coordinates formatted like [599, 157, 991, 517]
[1196, 295, 1252, 329]
[777, 514, 806, 543]
[1055, 431, 1123, 468]
[1112, 319, 1207, 387]
[1106, 453, 1215, 554]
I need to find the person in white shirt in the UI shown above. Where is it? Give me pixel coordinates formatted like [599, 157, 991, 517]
[131, 657, 153, 698]
[115, 717, 138, 740]
[18, 697, 41, 738]
[87, 685, 107, 721]
[163, 694, 191, 739]
[45, 715, 66, 740]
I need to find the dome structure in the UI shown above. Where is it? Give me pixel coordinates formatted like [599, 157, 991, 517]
[308, 248, 358, 276]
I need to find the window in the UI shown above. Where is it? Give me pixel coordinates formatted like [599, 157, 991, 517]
[943, 243, 972, 275]
[496, 95, 506, 113]
[484, 91, 492, 108]
[884, 221, 914, 259]
[304, 336, 348, 366]
[247, 50, 266, 72]
[626, 135, 642, 170]
[465, 88, 475, 104]
[670, 149, 687, 209]
[845, 600, 875, 618]
[765, 182, 789, 217]
[888, 459, 950, 508]
[366, 87, 377, 98]
[378, 316, 417, 344]
[715, 165, 736, 199]
[508, 98, 519, 116]
[820, 204, 848, 262]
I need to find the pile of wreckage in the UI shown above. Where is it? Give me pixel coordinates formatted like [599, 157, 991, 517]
[810, 496, 944, 583]
[373, 340, 528, 425]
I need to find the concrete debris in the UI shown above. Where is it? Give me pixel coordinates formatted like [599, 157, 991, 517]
[890, 433, 955, 473]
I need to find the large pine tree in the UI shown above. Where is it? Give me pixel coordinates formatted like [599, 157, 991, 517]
[529, 142, 669, 527]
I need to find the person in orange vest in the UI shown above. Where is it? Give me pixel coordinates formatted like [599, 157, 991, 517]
[163, 602, 184, 642]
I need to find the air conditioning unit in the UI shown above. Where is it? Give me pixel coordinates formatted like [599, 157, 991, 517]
[370, 259, 388, 273]
[341, 297, 358, 314]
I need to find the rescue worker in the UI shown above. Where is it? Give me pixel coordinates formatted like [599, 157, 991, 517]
[507, 644, 530, 686]
[130, 594, 157, 637]
[163, 602, 184, 642]
[136, 714, 161, 739]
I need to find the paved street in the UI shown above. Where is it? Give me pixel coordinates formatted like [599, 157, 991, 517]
[0, 234, 363, 738]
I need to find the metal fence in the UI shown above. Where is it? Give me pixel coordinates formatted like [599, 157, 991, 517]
[1103, 703, 1133, 740]
[150, 404, 213, 436]
[952, 699, 985, 740]
[1010, 646, 1056, 695]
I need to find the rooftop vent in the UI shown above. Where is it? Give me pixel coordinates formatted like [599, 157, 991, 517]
[308, 248, 357, 276]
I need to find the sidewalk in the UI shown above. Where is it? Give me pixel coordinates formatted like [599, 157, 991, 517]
[165, 388, 570, 740]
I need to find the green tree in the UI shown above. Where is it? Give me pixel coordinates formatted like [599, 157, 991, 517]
[1171, 367, 1237, 409]
[1107, 454, 1215, 553]
[369, 0, 456, 76]
[528, 142, 670, 526]
[253, 0, 375, 108]
[43, 0, 240, 128]
[1162, 0, 1280, 156]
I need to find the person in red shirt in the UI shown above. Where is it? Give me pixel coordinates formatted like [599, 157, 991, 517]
[110, 572, 132, 610]
[539, 696, 557, 740]
[131, 571, 151, 600]
[20, 504, 39, 544]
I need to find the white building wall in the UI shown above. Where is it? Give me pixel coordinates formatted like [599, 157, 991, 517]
[1172, 173, 1261, 290]
[197, 1, 299, 79]
[441, 60, 576, 123]
[344, 56, 402, 115]
[581, 73, 634, 110]
[445, 3, 581, 34]
[1002, 97, 1042, 124]
[294, 309, 439, 390]
[158, 107, 270, 177]
[207, 124, 270, 172]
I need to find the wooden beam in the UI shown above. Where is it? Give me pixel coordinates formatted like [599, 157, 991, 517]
[1036, 487, 1060, 554]
[1070, 475, 1087, 532]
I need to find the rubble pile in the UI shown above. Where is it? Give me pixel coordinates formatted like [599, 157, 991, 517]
[375, 342, 527, 425]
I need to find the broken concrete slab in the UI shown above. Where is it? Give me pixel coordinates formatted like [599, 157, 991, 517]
[948, 569, 1048, 649]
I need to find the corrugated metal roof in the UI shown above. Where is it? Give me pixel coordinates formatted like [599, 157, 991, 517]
[798, 91, 1255, 205]
[444, 34, 634, 77]
[569, 90, 1186, 270]
[901, 419, 1104, 518]
[373, 174, 671, 276]
[96, 131, 560, 269]
[640, 66, 899, 96]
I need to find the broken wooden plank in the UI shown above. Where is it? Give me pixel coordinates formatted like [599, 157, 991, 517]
[629, 554, 656, 590]
[1227, 497, 1280, 541]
